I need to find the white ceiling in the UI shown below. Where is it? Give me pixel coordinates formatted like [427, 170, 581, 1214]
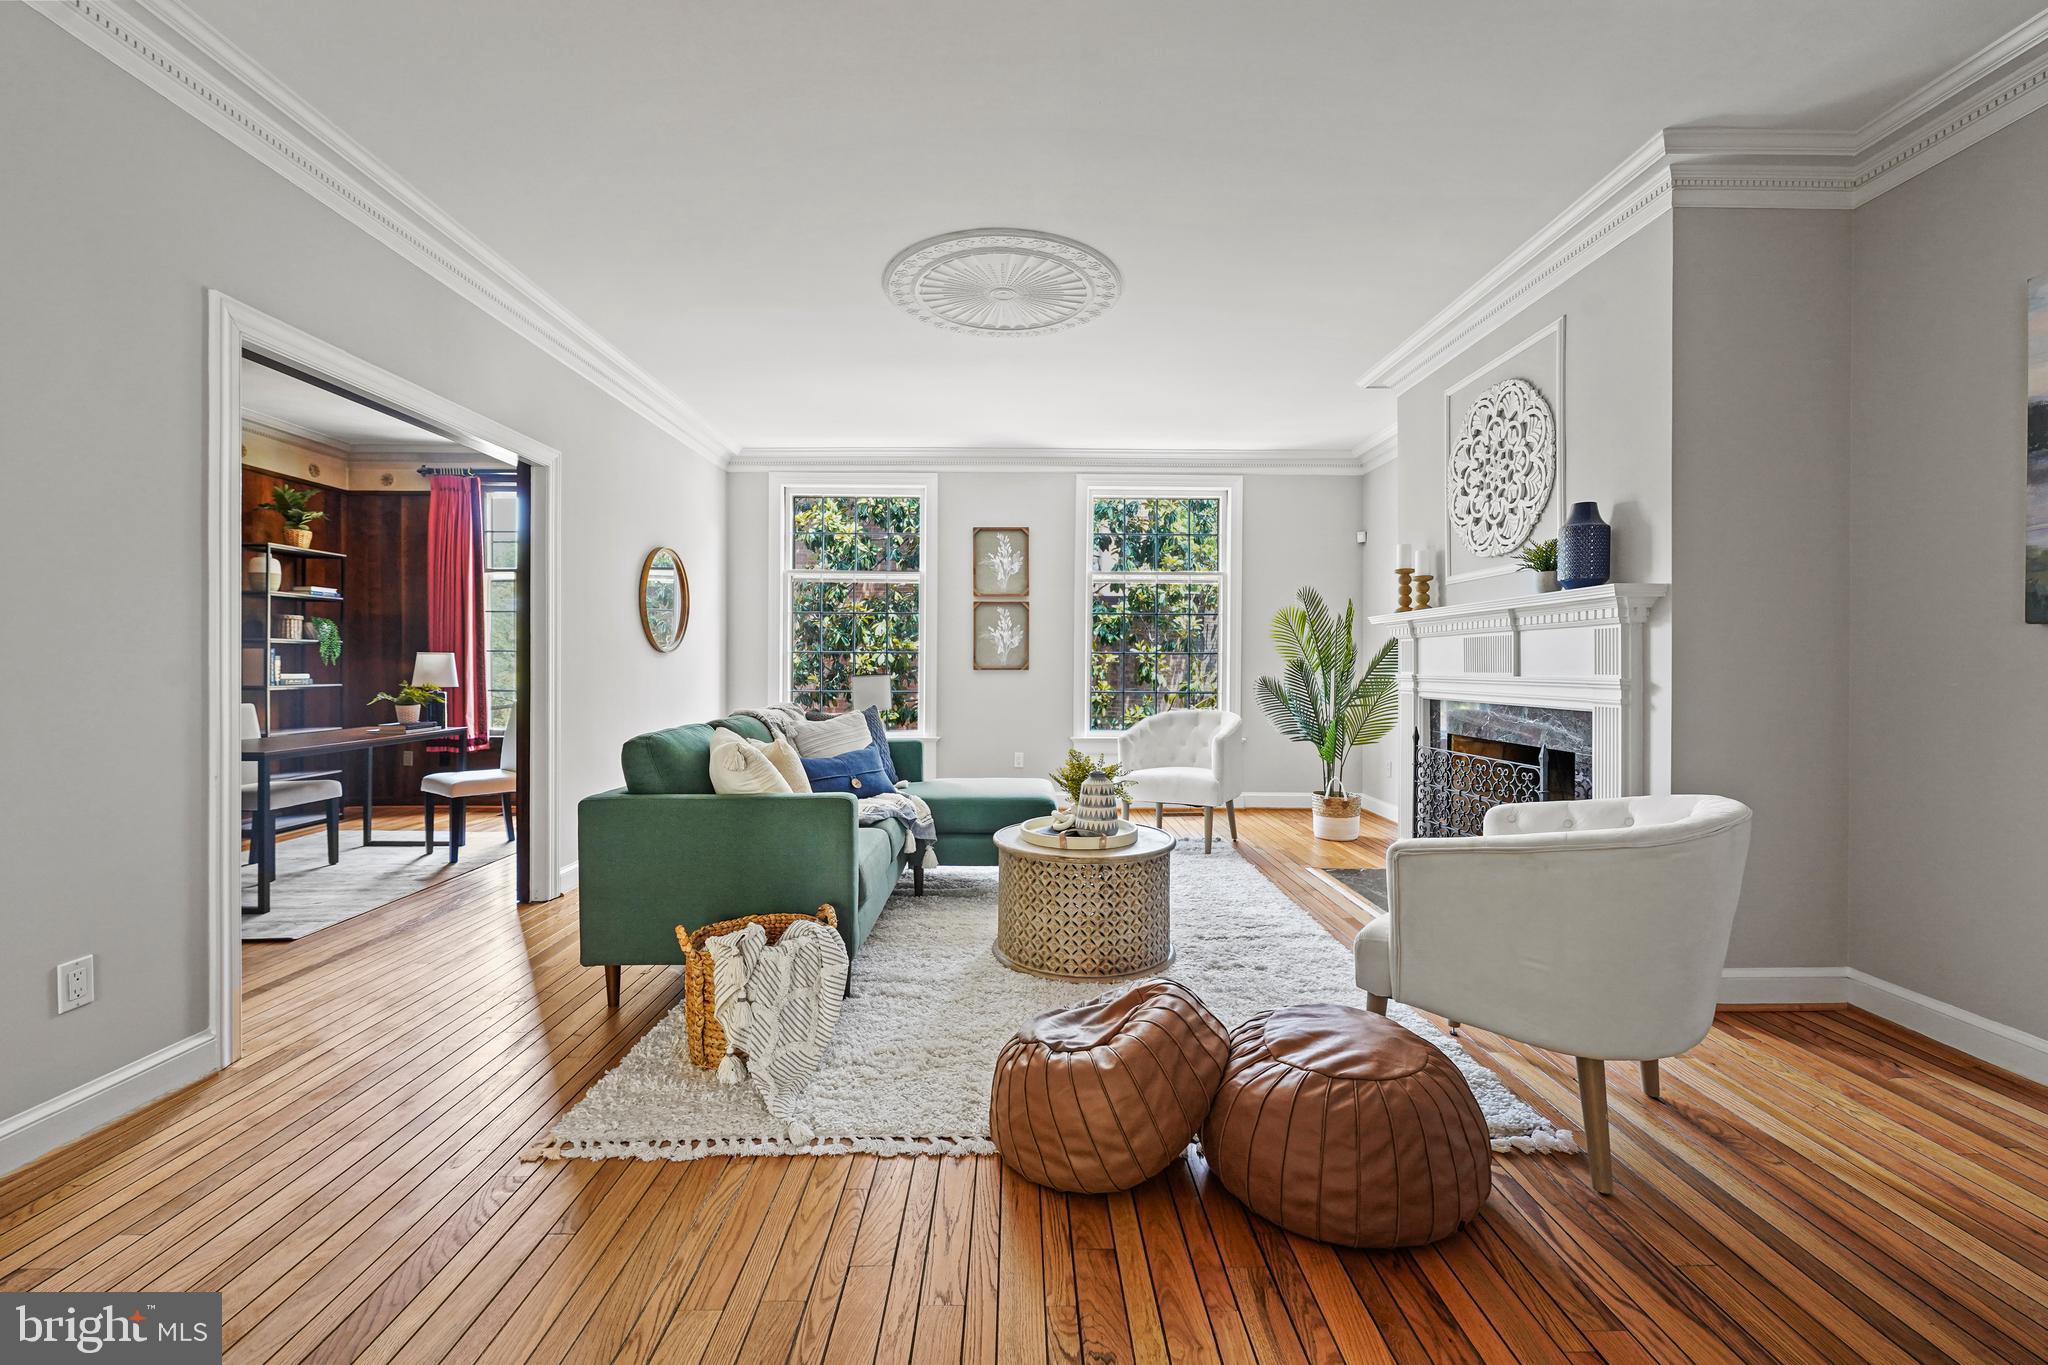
[240, 359, 462, 450]
[191, 0, 2040, 453]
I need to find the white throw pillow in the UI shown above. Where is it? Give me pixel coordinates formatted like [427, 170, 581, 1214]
[759, 733, 811, 792]
[708, 728, 792, 795]
[786, 710, 874, 760]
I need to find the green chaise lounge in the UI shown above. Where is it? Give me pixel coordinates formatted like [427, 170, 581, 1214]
[578, 715, 1057, 1005]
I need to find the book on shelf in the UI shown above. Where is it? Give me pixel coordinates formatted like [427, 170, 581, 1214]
[303, 585, 341, 598]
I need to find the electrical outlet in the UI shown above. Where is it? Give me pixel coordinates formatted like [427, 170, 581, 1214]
[1013, 752, 1024, 769]
[1384, 757, 1394, 778]
[58, 955, 94, 1014]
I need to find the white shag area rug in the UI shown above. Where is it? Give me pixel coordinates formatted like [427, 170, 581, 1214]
[534, 841, 1575, 1161]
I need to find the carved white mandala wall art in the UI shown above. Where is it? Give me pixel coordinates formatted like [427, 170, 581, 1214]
[1447, 378, 1557, 557]
[884, 230, 1120, 336]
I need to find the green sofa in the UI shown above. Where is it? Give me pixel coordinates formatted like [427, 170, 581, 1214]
[578, 715, 1056, 1005]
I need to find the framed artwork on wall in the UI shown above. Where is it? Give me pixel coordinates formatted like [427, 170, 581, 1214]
[973, 600, 1029, 669]
[973, 527, 1030, 596]
[1441, 316, 1566, 594]
[2028, 276, 2047, 624]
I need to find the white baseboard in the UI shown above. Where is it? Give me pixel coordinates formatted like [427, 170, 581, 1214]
[1719, 966, 2048, 1085]
[558, 860, 580, 893]
[1848, 969, 2048, 1086]
[1359, 793, 1397, 821]
[1235, 792, 1397, 821]
[0, 1031, 217, 1176]
[1719, 966, 1851, 1006]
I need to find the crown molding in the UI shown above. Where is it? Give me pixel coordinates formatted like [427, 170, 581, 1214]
[1359, 11, 2048, 394]
[240, 412, 351, 459]
[1353, 426, 1398, 473]
[36, 0, 735, 468]
[1356, 134, 1675, 394]
[727, 447, 1371, 476]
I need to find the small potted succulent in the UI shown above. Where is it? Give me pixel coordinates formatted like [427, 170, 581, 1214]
[368, 682, 444, 725]
[1517, 537, 1560, 593]
[259, 484, 325, 548]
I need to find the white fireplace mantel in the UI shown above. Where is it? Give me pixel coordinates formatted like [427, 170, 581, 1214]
[1369, 583, 1668, 836]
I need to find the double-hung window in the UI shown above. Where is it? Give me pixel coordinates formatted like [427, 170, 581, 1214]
[483, 486, 520, 735]
[778, 479, 933, 731]
[1078, 478, 1239, 736]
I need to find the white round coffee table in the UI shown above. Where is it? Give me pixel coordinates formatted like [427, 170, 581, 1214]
[992, 824, 1175, 981]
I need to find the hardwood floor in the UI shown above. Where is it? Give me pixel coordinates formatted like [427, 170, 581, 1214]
[7, 808, 2048, 1363]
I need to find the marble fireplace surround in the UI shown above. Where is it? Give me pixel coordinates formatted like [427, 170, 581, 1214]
[1370, 584, 1669, 838]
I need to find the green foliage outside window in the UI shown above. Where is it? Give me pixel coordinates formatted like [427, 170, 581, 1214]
[1087, 496, 1223, 729]
[788, 495, 924, 729]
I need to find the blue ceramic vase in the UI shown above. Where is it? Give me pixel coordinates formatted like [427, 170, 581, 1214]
[1558, 502, 1611, 589]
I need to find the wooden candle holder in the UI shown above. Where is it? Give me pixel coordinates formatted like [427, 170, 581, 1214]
[1413, 574, 1434, 611]
[1396, 567, 1414, 613]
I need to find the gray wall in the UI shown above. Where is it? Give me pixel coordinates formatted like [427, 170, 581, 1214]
[725, 470, 1369, 795]
[1393, 220, 1676, 794]
[1846, 108, 2048, 1036]
[1672, 208, 1852, 969]
[0, 11, 726, 1129]
[1356, 457, 1402, 812]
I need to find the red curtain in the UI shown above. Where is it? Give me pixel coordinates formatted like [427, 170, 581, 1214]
[427, 475, 491, 752]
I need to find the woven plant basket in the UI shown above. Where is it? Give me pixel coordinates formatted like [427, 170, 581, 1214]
[675, 904, 838, 1070]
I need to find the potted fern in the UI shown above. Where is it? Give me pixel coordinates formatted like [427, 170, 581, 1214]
[259, 484, 325, 548]
[1256, 586, 1398, 841]
[1517, 537, 1560, 593]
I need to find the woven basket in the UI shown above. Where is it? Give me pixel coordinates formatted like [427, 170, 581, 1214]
[676, 904, 838, 1069]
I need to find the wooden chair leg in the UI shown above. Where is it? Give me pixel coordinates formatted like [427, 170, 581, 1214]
[1203, 806, 1214, 853]
[1577, 1057, 1614, 1194]
[1640, 1059, 1661, 1101]
[326, 799, 341, 865]
[1366, 993, 1389, 1015]
[1447, 1019, 1461, 1033]
[448, 800, 465, 864]
[424, 797, 435, 851]
[502, 793, 515, 840]
[604, 964, 621, 1009]
[1225, 799, 1238, 840]
[1153, 802, 1165, 829]
[260, 808, 277, 885]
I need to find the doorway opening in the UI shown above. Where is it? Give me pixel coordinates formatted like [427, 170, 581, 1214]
[208, 293, 562, 1067]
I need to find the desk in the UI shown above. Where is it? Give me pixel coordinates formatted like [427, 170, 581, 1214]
[242, 724, 468, 915]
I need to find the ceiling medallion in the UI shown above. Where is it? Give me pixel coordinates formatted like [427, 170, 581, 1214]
[884, 229, 1120, 336]
[1448, 378, 1557, 557]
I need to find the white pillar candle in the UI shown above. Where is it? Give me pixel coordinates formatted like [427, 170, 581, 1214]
[1395, 543, 1416, 569]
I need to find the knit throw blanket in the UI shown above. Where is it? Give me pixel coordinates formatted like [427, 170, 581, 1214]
[859, 790, 939, 868]
[705, 919, 849, 1139]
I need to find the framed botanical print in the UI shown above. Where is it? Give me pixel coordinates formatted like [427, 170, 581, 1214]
[972, 527, 1030, 596]
[973, 600, 1029, 670]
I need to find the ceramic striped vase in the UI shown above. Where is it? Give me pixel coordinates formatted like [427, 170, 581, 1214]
[1075, 771, 1121, 838]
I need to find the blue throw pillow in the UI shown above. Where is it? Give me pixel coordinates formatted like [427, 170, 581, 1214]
[859, 706, 902, 788]
[801, 743, 892, 797]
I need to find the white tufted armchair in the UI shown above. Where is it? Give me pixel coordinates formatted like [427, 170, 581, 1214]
[1354, 794, 1752, 1193]
[1117, 709, 1243, 852]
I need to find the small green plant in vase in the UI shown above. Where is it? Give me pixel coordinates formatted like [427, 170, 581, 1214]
[258, 484, 326, 548]
[369, 682, 444, 725]
[1047, 749, 1132, 809]
[1517, 537, 1560, 593]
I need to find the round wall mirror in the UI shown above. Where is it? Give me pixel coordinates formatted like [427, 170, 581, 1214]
[639, 547, 689, 652]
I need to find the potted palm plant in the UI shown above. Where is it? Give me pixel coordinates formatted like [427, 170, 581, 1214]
[1256, 586, 1398, 841]
[259, 484, 325, 548]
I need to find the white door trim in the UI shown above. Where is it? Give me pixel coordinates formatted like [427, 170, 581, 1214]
[207, 290, 563, 1067]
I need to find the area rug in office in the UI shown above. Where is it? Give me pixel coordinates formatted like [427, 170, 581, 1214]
[240, 823, 514, 941]
[535, 841, 1574, 1160]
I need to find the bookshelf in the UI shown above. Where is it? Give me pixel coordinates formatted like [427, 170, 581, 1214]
[243, 543, 347, 782]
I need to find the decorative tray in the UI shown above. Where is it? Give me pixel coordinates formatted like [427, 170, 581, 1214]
[1019, 815, 1139, 850]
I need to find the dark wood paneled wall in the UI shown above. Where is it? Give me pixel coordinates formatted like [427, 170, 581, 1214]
[242, 472, 497, 806]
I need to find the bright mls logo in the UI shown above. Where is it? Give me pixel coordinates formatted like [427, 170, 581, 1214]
[3, 1294, 221, 1362]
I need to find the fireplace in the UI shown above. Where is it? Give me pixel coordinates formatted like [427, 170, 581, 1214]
[1414, 701, 1593, 837]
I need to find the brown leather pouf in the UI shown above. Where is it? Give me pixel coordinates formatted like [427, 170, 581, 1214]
[1202, 1003, 1491, 1247]
[990, 979, 1230, 1193]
